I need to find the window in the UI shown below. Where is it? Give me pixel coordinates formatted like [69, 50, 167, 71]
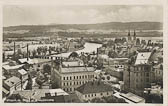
[136, 79, 138, 82]
[70, 82, 72, 86]
[95, 94, 96, 96]
[92, 94, 93, 97]
[77, 76, 78, 79]
[70, 76, 72, 80]
[85, 95, 87, 98]
[146, 73, 149, 77]
[100, 93, 103, 96]
[79, 76, 81, 79]
[77, 82, 78, 85]
[85, 75, 87, 79]
[107, 92, 109, 95]
[146, 78, 149, 82]
[63, 77, 65, 80]
[64, 83, 66, 86]
[82, 76, 84, 79]
[139, 67, 141, 71]
[74, 82, 75, 85]
[74, 76, 75, 79]
[70, 88, 72, 91]
[88, 94, 90, 97]
[67, 77, 68, 80]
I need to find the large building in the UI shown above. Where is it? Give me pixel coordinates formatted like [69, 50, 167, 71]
[123, 52, 155, 96]
[51, 61, 96, 93]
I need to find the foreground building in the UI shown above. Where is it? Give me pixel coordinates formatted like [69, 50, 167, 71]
[5, 89, 70, 103]
[51, 61, 96, 92]
[124, 52, 155, 96]
[75, 81, 114, 102]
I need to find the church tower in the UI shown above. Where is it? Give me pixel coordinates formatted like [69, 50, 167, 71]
[128, 30, 131, 43]
[133, 30, 136, 40]
[133, 30, 136, 45]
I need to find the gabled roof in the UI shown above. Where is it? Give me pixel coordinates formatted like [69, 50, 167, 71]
[135, 52, 151, 65]
[76, 81, 113, 94]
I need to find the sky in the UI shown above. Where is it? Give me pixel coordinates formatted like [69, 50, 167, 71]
[3, 5, 163, 27]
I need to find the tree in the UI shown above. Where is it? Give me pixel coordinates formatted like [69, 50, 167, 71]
[35, 72, 45, 89]
[69, 52, 79, 59]
[107, 76, 110, 80]
[43, 64, 51, 74]
[136, 38, 140, 45]
[25, 74, 32, 90]
[90, 98, 106, 103]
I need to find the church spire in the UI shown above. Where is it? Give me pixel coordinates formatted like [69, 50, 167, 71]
[133, 30, 136, 40]
[128, 30, 131, 41]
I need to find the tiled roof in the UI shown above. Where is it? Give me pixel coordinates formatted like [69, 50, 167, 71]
[76, 81, 113, 94]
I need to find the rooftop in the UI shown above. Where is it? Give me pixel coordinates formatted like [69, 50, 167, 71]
[4, 76, 21, 87]
[120, 92, 145, 103]
[135, 52, 151, 65]
[2, 64, 23, 70]
[11, 89, 69, 101]
[76, 81, 113, 94]
[18, 69, 27, 75]
[18, 58, 51, 64]
[60, 66, 95, 73]
[62, 61, 82, 67]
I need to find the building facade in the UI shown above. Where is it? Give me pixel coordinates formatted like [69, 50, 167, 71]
[51, 63, 96, 92]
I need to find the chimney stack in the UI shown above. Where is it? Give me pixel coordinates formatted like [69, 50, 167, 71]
[27, 44, 29, 61]
[14, 42, 16, 60]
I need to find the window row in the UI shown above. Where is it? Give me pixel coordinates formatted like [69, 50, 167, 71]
[63, 75, 95, 80]
[85, 92, 109, 98]
[63, 81, 89, 86]
[135, 72, 149, 77]
[63, 88, 73, 92]
[135, 66, 151, 71]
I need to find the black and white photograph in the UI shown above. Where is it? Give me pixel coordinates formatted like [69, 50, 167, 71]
[2, 1, 165, 104]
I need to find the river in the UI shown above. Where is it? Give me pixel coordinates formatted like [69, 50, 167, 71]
[51, 42, 102, 58]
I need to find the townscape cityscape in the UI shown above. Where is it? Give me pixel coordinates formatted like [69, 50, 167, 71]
[2, 5, 163, 103]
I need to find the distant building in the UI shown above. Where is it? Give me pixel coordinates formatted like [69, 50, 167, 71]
[75, 81, 114, 101]
[51, 62, 96, 92]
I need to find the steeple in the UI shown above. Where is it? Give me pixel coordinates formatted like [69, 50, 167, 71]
[133, 30, 136, 40]
[128, 30, 131, 41]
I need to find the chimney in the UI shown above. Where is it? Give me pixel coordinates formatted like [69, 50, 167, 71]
[97, 48, 99, 57]
[27, 44, 29, 61]
[14, 42, 16, 60]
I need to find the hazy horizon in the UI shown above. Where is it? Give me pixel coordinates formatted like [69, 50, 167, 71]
[3, 5, 163, 27]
